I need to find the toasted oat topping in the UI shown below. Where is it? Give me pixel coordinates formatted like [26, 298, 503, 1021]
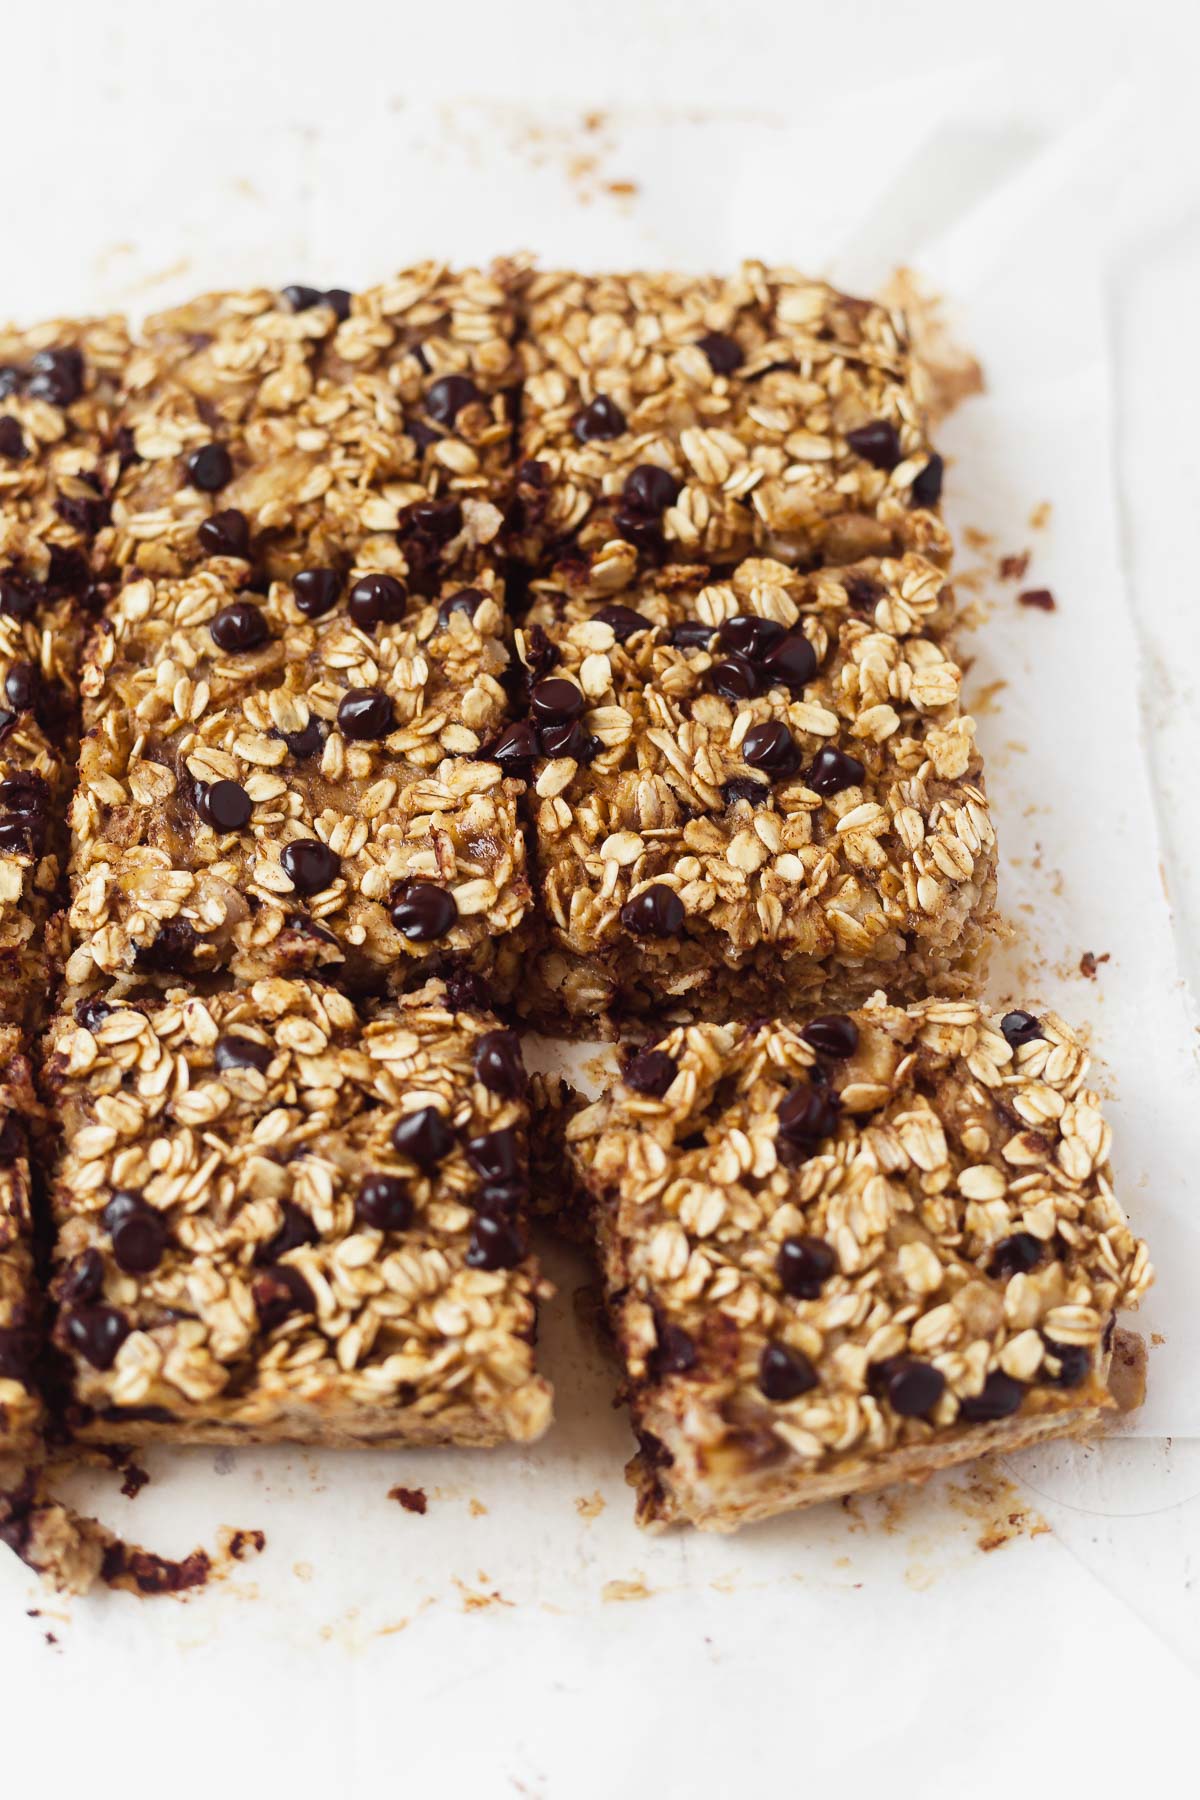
[44, 977, 551, 1444]
[515, 264, 950, 594]
[0, 1029, 43, 1451]
[568, 996, 1152, 1484]
[513, 553, 994, 1027]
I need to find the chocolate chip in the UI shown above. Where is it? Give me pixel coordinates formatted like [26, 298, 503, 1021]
[624, 1048, 677, 1097]
[490, 720, 539, 776]
[59, 1246, 104, 1304]
[75, 997, 114, 1034]
[137, 918, 200, 974]
[0, 1112, 24, 1163]
[530, 677, 584, 724]
[337, 688, 394, 741]
[717, 615, 785, 661]
[0, 367, 21, 398]
[800, 1014, 859, 1059]
[253, 1266, 315, 1330]
[65, 1304, 130, 1370]
[103, 1191, 167, 1276]
[1041, 1339, 1090, 1388]
[185, 443, 233, 491]
[911, 452, 944, 507]
[846, 420, 901, 470]
[670, 620, 716, 651]
[466, 1128, 522, 1185]
[426, 374, 481, 426]
[843, 575, 882, 614]
[806, 745, 865, 796]
[593, 603, 646, 642]
[0, 818, 39, 856]
[761, 633, 818, 691]
[389, 879, 458, 941]
[0, 418, 26, 460]
[871, 1356, 945, 1417]
[466, 1213, 525, 1270]
[55, 485, 110, 536]
[777, 1084, 840, 1145]
[572, 394, 627, 441]
[281, 283, 323, 311]
[292, 567, 341, 618]
[398, 497, 462, 544]
[1000, 1010, 1043, 1049]
[652, 1324, 697, 1376]
[26, 347, 84, 406]
[759, 1341, 818, 1401]
[209, 598, 268, 653]
[278, 716, 325, 760]
[620, 884, 684, 939]
[197, 779, 253, 832]
[0, 578, 38, 620]
[356, 1174, 413, 1233]
[960, 1371, 1024, 1422]
[280, 838, 341, 895]
[391, 1106, 454, 1170]
[0, 771, 49, 817]
[261, 1201, 317, 1262]
[697, 331, 744, 375]
[437, 587, 483, 630]
[214, 1033, 273, 1074]
[0, 1325, 37, 1382]
[324, 288, 353, 322]
[198, 509, 251, 558]
[537, 719, 592, 761]
[988, 1231, 1043, 1279]
[720, 776, 769, 809]
[777, 1235, 837, 1299]
[622, 464, 681, 515]
[4, 662, 38, 713]
[348, 572, 407, 632]
[743, 721, 801, 779]
[474, 1029, 526, 1098]
[710, 654, 761, 701]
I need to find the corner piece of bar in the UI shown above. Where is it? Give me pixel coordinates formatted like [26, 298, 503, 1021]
[43, 976, 552, 1448]
[565, 997, 1152, 1531]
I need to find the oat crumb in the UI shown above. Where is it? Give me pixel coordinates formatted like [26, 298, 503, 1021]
[1019, 587, 1056, 611]
[388, 1485, 428, 1515]
[575, 1491, 606, 1520]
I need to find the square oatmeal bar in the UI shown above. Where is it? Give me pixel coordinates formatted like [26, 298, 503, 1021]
[64, 563, 530, 1002]
[513, 263, 950, 595]
[44, 977, 552, 1447]
[566, 998, 1152, 1531]
[506, 552, 992, 1032]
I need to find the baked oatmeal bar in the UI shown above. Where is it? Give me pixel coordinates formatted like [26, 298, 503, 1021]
[108, 263, 521, 585]
[508, 552, 992, 1032]
[513, 264, 950, 595]
[566, 998, 1153, 1531]
[63, 563, 530, 1001]
[0, 1031, 43, 1451]
[44, 976, 552, 1447]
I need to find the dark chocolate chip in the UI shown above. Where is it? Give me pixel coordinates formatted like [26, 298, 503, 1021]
[800, 1014, 859, 1059]
[137, 918, 200, 974]
[348, 572, 407, 632]
[0, 417, 27, 460]
[281, 284, 323, 311]
[209, 598, 268, 652]
[356, 1174, 413, 1233]
[843, 574, 882, 613]
[197, 779, 253, 832]
[710, 654, 761, 701]
[620, 884, 685, 939]
[743, 721, 802, 779]
[871, 1355, 945, 1417]
[669, 620, 716, 651]
[466, 1213, 525, 1270]
[988, 1232, 1043, 1279]
[622, 463, 681, 514]
[537, 719, 592, 761]
[280, 838, 341, 895]
[389, 879, 458, 941]
[652, 1324, 697, 1376]
[292, 567, 341, 618]
[0, 366, 21, 398]
[324, 288, 353, 322]
[103, 1191, 166, 1276]
[214, 1033, 273, 1074]
[1041, 1339, 1090, 1389]
[253, 1265, 315, 1330]
[572, 394, 627, 442]
[777, 1235, 838, 1299]
[474, 1029, 526, 1098]
[391, 1106, 454, 1170]
[426, 374, 481, 426]
[759, 1341, 818, 1401]
[0, 1112, 24, 1163]
[911, 452, 944, 507]
[261, 1200, 318, 1262]
[0, 771, 49, 817]
[490, 720, 539, 776]
[697, 331, 744, 375]
[26, 346, 84, 406]
[55, 485, 111, 536]
[593, 603, 646, 643]
[720, 776, 769, 808]
[75, 997, 114, 1033]
[436, 587, 483, 630]
[4, 662, 38, 713]
[278, 716, 325, 760]
[846, 420, 901, 470]
[185, 443, 233, 492]
[1000, 1010, 1044, 1049]
[761, 632, 818, 691]
[960, 1371, 1024, 1422]
[198, 509, 251, 558]
[0, 578, 38, 620]
[398, 497, 462, 544]
[465, 1127, 522, 1185]
[717, 614, 786, 660]
[624, 1048, 677, 1098]
[777, 1084, 840, 1144]
[59, 1246, 104, 1304]
[806, 745, 865, 796]
[530, 677, 584, 724]
[65, 1304, 130, 1370]
[336, 687, 394, 741]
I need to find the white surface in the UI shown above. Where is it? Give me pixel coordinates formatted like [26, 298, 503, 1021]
[3, 2, 1200, 1789]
